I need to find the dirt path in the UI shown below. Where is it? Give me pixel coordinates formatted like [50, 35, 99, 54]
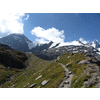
[57, 63, 74, 88]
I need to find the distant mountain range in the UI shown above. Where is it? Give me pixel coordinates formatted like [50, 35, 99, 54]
[0, 34, 100, 60]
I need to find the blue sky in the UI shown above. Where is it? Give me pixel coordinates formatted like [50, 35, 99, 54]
[0, 13, 100, 43]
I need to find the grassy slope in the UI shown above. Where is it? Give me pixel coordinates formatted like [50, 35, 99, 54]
[57, 52, 89, 88]
[1, 49, 93, 88]
[1, 53, 64, 88]
[0, 47, 27, 85]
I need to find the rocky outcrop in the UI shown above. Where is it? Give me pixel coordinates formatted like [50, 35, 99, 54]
[0, 45, 28, 69]
[34, 45, 100, 61]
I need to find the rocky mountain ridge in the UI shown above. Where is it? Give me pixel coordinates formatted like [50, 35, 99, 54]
[0, 34, 100, 88]
[0, 34, 100, 61]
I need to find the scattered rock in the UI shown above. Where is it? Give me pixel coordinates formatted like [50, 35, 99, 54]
[68, 71, 72, 75]
[65, 76, 69, 79]
[34, 73, 36, 75]
[66, 62, 73, 66]
[35, 75, 42, 80]
[63, 81, 69, 84]
[10, 85, 15, 88]
[72, 51, 78, 53]
[48, 69, 50, 71]
[61, 85, 64, 87]
[84, 81, 88, 87]
[78, 60, 86, 64]
[23, 83, 30, 88]
[29, 83, 36, 88]
[67, 56, 70, 58]
[38, 86, 40, 88]
[41, 80, 49, 86]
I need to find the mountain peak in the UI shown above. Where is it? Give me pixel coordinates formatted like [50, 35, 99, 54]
[91, 40, 100, 48]
[49, 41, 53, 45]
[93, 39, 99, 43]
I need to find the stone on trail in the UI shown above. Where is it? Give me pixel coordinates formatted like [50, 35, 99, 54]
[61, 85, 64, 87]
[68, 71, 72, 75]
[65, 76, 70, 79]
[63, 81, 69, 84]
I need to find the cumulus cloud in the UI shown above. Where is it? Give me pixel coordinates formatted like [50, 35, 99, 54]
[0, 13, 29, 37]
[31, 26, 89, 47]
[31, 26, 65, 43]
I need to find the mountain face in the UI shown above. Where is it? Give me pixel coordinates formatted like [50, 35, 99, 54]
[0, 34, 30, 52]
[0, 43, 28, 69]
[32, 40, 100, 61]
[0, 34, 43, 52]
[0, 34, 57, 53]
[90, 40, 100, 48]
[0, 34, 100, 61]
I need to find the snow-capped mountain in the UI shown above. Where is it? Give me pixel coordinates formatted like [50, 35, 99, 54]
[0, 34, 42, 52]
[0, 34, 58, 53]
[89, 40, 100, 48]
[26, 41, 43, 50]
[0, 34, 100, 61]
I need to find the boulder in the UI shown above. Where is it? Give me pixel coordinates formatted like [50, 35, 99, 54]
[29, 83, 36, 88]
[10, 85, 15, 88]
[63, 81, 69, 84]
[78, 59, 90, 64]
[35, 75, 42, 80]
[61, 85, 64, 87]
[68, 71, 72, 75]
[78, 60, 86, 64]
[41, 80, 49, 86]
[65, 76, 70, 79]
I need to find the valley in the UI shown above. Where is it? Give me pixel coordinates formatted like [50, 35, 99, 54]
[0, 34, 100, 88]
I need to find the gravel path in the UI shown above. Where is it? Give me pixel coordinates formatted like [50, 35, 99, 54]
[57, 63, 74, 88]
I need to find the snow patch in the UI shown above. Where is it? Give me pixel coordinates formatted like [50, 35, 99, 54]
[26, 41, 42, 49]
[49, 42, 58, 49]
[97, 52, 100, 55]
[56, 40, 82, 48]
[98, 48, 100, 52]
[26, 41, 35, 49]
[91, 42, 96, 48]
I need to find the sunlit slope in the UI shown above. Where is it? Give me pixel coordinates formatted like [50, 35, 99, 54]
[1, 53, 64, 88]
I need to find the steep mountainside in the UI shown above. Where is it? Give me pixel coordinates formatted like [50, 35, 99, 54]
[1, 34, 100, 88]
[0, 43, 28, 69]
[0, 34, 30, 52]
[1, 49, 100, 88]
[57, 52, 100, 88]
[0, 52, 65, 88]
[1, 34, 100, 61]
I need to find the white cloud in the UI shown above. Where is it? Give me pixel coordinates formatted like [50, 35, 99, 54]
[35, 38, 50, 44]
[0, 13, 29, 37]
[79, 37, 88, 44]
[31, 26, 65, 43]
[31, 26, 89, 47]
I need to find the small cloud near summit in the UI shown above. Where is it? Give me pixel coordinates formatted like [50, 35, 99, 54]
[79, 37, 88, 44]
[24, 14, 29, 20]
